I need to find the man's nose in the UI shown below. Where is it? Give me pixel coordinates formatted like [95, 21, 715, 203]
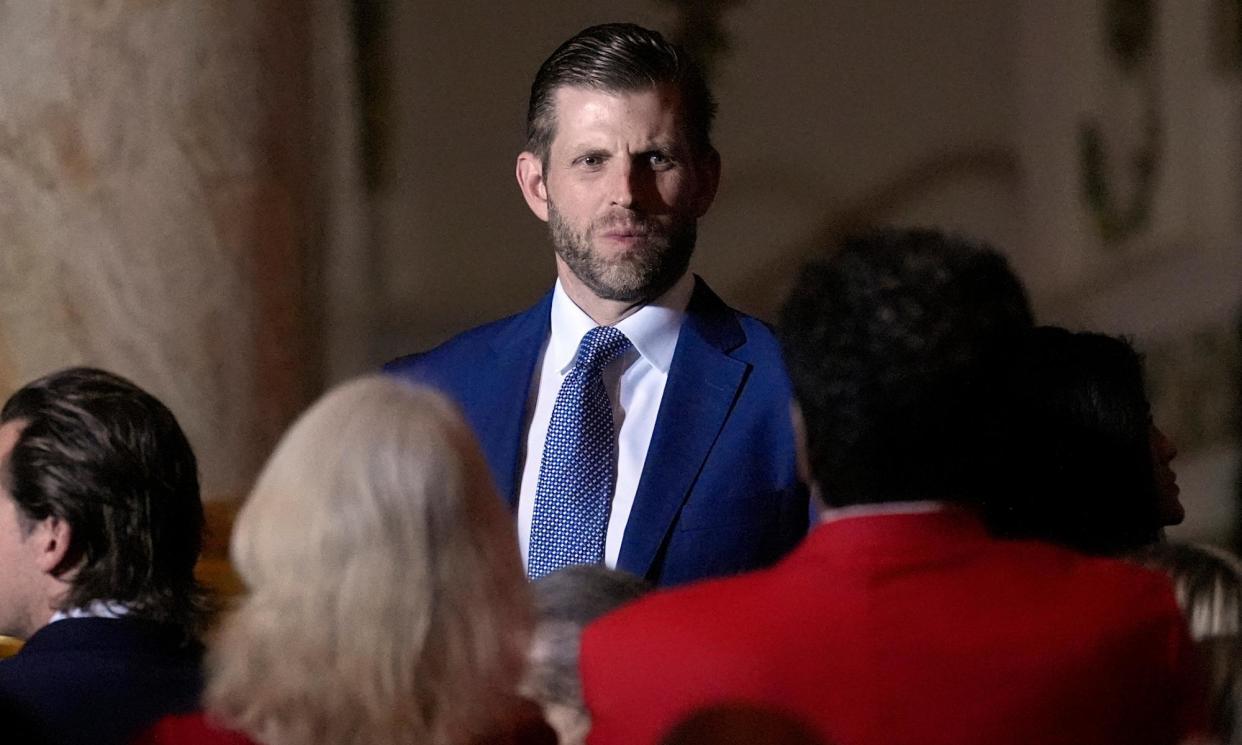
[607, 160, 637, 208]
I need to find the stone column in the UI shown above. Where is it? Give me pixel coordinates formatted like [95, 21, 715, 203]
[0, 1, 327, 502]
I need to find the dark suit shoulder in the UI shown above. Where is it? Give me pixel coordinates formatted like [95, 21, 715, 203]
[0, 618, 203, 745]
[384, 309, 532, 375]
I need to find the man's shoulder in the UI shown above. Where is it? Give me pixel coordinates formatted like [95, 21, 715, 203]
[988, 536, 1176, 592]
[384, 293, 552, 380]
[0, 618, 202, 666]
[585, 560, 777, 650]
[682, 278, 787, 371]
[0, 619, 204, 745]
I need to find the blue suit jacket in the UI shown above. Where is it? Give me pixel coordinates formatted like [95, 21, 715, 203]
[0, 617, 203, 745]
[385, 278, 807, 586]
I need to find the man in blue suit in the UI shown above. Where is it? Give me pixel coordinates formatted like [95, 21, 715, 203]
[0, 368, 206, 745]
[387, 23, 806, 586]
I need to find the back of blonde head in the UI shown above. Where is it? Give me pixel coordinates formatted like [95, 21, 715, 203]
[207, 377, 531, 745]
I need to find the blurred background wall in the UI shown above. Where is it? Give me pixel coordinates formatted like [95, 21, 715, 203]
[0, 0, 1237, 545]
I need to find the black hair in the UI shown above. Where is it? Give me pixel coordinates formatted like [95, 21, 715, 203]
[1, 367, 206, 633]
[981, 327, 1161, 554]
[778, 229, 1033, 507]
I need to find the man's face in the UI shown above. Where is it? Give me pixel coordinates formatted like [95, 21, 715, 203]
[0, 420, 45, 639]
[520, 84, 719, 304]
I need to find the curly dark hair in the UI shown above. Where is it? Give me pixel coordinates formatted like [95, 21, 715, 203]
[525, 22, 717, 162]
[778, 229, 1033, 507]
[1, 367, 206, 634]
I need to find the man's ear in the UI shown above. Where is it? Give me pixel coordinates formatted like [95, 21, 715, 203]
[30, 516, 73, 576]
[516, 151, 550, 222]
[692, 147, 721, 218]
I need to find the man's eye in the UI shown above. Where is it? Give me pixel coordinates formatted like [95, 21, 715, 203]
[647, 152, 674, 169]
[577, 155, 604, 167]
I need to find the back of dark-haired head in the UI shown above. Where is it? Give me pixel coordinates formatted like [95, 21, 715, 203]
[525, 23, 717, 162]
[0, 367, 206, 633]
[778, 229, 1033, 507]
[981, 327, 1160, 554]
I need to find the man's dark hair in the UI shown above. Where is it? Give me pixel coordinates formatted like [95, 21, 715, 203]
[981, 327, 1161, 554]
[778, 229, 1033, 507]
[525, 22, 717, 162]
[0, 367, 206, 633]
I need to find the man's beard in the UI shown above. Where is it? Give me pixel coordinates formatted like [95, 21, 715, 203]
[548, 202, 697, 304]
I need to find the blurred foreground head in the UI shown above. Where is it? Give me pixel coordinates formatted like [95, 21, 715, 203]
[779, 229, 1032, 508]
[524, 565, 651, 745]
[208, 377, 531, 745]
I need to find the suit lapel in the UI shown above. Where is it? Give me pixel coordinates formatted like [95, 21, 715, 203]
[475, 292, 552, 509]
[617, 279, 748, 578]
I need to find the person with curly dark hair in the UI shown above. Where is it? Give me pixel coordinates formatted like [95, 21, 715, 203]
[580, 229, 1205, 745]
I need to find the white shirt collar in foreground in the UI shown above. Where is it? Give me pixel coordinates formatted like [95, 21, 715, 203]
[48, 600, 131, 625]
[548, 272, 693, 375]
[818, 500, 948, 525]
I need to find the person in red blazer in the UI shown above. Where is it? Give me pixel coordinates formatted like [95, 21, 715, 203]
[579, 230, 1205, 745]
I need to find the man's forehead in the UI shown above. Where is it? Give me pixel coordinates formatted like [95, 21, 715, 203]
[547, 84, 690, 149]
[550, 82, 683, 114]
[0, 419, 24, 461]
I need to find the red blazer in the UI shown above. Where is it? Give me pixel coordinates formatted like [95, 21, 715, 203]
[580, 508, 1205, 745]
[136, 713, 256, 745]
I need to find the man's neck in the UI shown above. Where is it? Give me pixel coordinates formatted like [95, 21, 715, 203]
[557, 279, 646, 326]
[555, 266, 691, 326]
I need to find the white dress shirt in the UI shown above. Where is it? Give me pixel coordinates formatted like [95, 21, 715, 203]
[48, 600, 130, 625]
[818, 500, 947, 525]
[517, 273, 693, 568]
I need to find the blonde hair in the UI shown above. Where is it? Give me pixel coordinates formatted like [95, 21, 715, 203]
[206, 377, 532, 745]
[1137, 542, 1242, 641]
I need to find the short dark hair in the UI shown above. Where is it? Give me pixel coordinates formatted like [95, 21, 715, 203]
[525, 23, 717, 162]
[778, 229, 1033, 507]
[981, 327, 1161, 554]
[0, 367, 206, 632]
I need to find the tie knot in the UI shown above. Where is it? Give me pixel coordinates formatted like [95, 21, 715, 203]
[575, 326, 632, 376]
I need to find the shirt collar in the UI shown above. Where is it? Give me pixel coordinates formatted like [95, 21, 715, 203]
[548, 272, 693, 375]
[48, 600, 131, 625]
[818, 500, 948, 525]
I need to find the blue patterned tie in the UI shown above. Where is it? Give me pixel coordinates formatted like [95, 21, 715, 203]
[527, 326, 633, 579]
